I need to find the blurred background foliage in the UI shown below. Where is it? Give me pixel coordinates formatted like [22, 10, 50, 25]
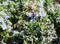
[0, 0, 60, 44]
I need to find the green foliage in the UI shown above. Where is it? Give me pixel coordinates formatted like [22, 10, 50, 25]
[0, 0, 60, 44]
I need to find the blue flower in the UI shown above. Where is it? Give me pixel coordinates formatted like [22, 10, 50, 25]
[17, 2, 21, 7]
[30, 19, 36, 23]
[0, 17, 7, 30]
[26, 12, 32, 17]
[13, 30, 19, 36]
[42, 36, 46, 41]
[39, 8, 46, 19]
[48, 30, 52, 35]
[13, 41, 17, 44]
[53, 35, 58, 40]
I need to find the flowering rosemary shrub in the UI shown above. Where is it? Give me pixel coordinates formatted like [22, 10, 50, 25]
[0, 0, 60, 44]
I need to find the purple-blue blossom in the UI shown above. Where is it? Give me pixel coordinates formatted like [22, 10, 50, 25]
[39, 8, 46, 19]
[26, 12, 32, 17]
[30, 19, 36, 23]
[42, 36, 46, 41]
[13, 30, 19, 36]
[53, 35, 58, 40]
[0, 17, 7, 30]
[13, 40, 17, 44]
[48, 30, 52, 35]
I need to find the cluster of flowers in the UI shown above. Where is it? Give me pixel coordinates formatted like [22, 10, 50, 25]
[0, 0, 60, 44]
